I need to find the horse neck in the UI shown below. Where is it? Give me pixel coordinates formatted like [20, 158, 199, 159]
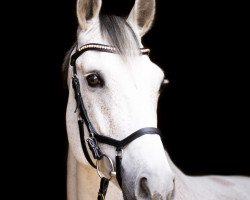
[165, 151, 198, 200]
[67, 148, 98, 200]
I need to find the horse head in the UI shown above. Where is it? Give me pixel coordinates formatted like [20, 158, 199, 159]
[65, 0, 174, 199]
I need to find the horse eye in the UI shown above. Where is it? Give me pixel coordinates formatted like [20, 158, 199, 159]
[86, 73, 104, 87]
[159, 79, 169, 94]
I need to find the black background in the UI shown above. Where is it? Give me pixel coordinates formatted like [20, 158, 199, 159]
[7, 0, 249, 199]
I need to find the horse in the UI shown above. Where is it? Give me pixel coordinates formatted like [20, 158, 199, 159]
[62, 0, 250, 199]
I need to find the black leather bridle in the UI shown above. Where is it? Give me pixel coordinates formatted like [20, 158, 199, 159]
[70, 43, 161, 199]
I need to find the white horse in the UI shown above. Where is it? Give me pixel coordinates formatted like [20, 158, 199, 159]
[63, 0, 250, 199]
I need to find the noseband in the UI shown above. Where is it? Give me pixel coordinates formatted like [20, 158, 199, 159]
[70, 43, 161, 199]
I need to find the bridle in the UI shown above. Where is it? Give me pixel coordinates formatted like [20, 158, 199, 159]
[70, 43, 161, 199]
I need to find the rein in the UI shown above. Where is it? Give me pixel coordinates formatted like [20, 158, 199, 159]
[70, 43, 161, 199]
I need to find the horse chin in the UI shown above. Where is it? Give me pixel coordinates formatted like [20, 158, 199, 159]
[121, 186, 165, 200]
[123, 193, 175, 200]
[121, 184, 175, 200]
[122, 193, 171, 200]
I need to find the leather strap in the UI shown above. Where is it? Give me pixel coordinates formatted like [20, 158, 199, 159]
[78, 119, 96, 168]
[72, 75, 97, 136]
[115, 154, 123, 188]
[97, 177, 110, 200]
[94, 127, 161, 150]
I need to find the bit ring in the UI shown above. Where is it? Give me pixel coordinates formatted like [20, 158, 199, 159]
[96, 154, 116, 180]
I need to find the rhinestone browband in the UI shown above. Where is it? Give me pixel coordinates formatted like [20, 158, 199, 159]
[70, 43, 150, 67]
[78, 43, 150, 54]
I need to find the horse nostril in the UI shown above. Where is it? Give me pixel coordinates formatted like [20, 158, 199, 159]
[136, 176, 175, 200]
[138, 177, 151, 199]
[166, 189, 174, 200]
[166, 178, 175, 200]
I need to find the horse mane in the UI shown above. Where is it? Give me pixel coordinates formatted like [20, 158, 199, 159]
[62, 14, 140, 87]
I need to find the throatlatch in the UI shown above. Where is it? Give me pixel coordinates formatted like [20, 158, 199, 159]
[71, 43, 161, 199]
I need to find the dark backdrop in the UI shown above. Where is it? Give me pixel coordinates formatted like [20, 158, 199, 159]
[9, 0, 249, 199]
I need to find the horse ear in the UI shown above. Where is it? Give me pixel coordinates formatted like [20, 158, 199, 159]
[76, 0, 102, 30]
[127, 0, 156, 37]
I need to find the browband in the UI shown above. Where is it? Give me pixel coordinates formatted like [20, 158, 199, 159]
[70, 43, 150, 68]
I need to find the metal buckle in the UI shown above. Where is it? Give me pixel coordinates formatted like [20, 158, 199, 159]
[96, 154, 116, 180]
[116, 149, 123, 157]
[86, 137, 103, 160]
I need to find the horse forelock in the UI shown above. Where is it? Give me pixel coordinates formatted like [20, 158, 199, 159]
[99, 14, 141, 56]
